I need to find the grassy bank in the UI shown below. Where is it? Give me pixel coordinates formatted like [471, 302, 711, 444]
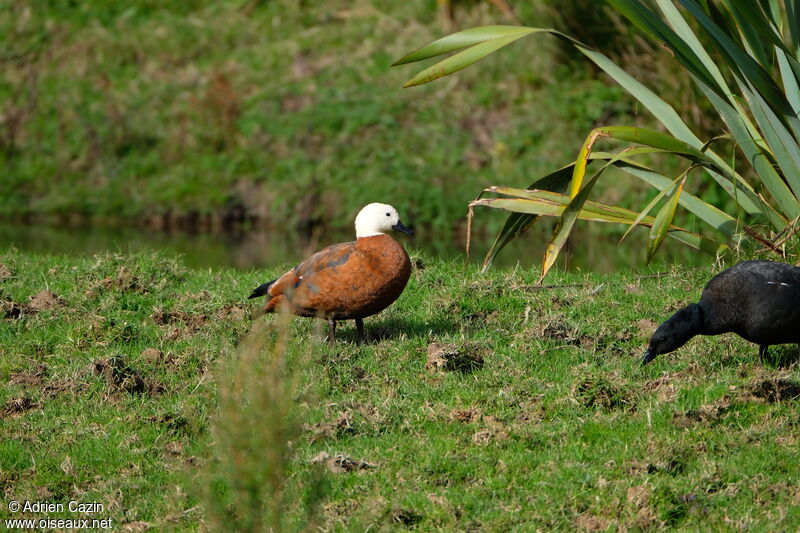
[3, 249, 800, 530]
[2, 1, 644, 233]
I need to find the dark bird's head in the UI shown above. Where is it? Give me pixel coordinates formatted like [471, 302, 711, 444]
[642, 304, 704, 365]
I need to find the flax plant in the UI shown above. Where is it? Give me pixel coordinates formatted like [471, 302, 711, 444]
[395, 0, 800, 279]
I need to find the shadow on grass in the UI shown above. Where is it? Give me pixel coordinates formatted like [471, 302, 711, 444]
[338, 315, 462, 344]
[764, 344, 800, 369]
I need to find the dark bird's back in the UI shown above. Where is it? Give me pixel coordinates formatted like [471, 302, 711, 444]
[699, 260, 800, 346]
[643, 260, 800, 364]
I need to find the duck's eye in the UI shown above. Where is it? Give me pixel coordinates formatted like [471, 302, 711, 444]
[386, 212, 390, 217]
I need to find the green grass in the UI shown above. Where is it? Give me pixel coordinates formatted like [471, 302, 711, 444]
[3, 248, 800, 530]
[1, 1, 644, 233]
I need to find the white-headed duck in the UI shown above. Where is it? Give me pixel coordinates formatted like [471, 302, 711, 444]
[248, 203, 414, 342]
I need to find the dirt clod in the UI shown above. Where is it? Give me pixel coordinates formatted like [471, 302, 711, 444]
[141, 348, 164, 364]
[625, 283, 642, 294]
[471, 415, 509, 444]
[673, 396, 732, 427]
[1, 396, 39, 418]
[643, 375, 678, 403]
[575, 513, 609, 532]
[392, 508, 422, 526]
[310, 451, 377, 473]
[216, 304, 248, 321]
[28, 290, 66, 311]
[627, 484, 651, 507]
[303, 412, 354, 442]
[450, 409, 482, 424]
[637, 319, 658, 336]
[93, 356, 146, 394]
[573, 376, 634, 411]
[2, 300, 23, 319]
[10, 364, 48, 386]
[426, 343, 484, 373]
[744, 378, 800, 403]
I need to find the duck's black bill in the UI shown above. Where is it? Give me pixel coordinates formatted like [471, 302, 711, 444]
[393, 221, 414, 235]
[640, 350, 656, 365]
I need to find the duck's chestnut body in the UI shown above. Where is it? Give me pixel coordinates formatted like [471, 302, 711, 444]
[248, 203, 413, 342]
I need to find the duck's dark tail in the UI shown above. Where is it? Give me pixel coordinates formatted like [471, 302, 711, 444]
[248, 279, 276, 299]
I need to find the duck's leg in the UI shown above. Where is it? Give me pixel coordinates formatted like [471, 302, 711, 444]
[327, 318, 337, 344]
[355, 318, 364, 344]
[758, 344, 769, 362]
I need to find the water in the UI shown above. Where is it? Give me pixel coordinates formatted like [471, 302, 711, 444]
[0, 221, 711, 273]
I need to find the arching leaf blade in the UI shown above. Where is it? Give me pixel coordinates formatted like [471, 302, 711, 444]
[647, 175, 687, 262]
[401, 30, 537, 87]
[392, 25, 536, 65]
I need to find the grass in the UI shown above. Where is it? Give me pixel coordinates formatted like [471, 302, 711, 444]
[3, 248, 800, 530]
[2, 0, 647, 233]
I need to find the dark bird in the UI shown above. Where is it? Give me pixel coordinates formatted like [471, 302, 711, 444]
[248, 203, 414, 342]
[643, 260, 800, 364]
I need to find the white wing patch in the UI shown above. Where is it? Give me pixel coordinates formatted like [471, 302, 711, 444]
[765, 281, 791, 287]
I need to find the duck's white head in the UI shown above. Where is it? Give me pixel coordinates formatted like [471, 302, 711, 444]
[354, 203, 414, 239]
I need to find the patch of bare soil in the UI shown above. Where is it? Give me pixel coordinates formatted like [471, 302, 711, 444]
[27, 290, 66, 311]
[141, 347, 164, 364]
[426, 343, 485, 373]
[515, 398, 546, 424]
[575, 513, 610, 532]
[637, 319, 658, 336]
[626, 484, 660, 529]
[1, 300, 23, 318]
[0, 264, 12, 280]
[146, 414, 190, 436]
[643, 374, 682, 403]
[3, 290, 66, 319]
[625, 283, 642, 294]
[448, 408, 509, 443]
[450, 408, 482, 424]
[471, 415, 509, 445]
[310, 451, 376, 473]
[391, 508, 423, 526]
[151, 308, 208, 340]
[464, 309, 499, 323]
[1, 396, 39, 418]
[87, 266, 147, 296]
[743, 376, 800, 403]
[42, 379, 88, 398]
[673, 396, 733, 427]
[92, 356, 148, 394]
[216, 303, 248, 321]
[8, 363, 86, 400]
[151, 308, 207, 328]
[10, 363, 48, 386]
[303, 412, 355, 442]
[537, 321, 581, 345]
[573, 376, 635, 411]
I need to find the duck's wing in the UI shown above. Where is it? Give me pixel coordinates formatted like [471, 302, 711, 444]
[254, 241, 356, 312]
[294, 241, 356, 280]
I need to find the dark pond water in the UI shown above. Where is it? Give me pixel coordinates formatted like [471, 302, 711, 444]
[0, 221, 711, 273]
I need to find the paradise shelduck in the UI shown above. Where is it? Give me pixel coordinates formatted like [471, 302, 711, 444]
[643, 260, 800, 365]
[248, 203, 414, 342]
